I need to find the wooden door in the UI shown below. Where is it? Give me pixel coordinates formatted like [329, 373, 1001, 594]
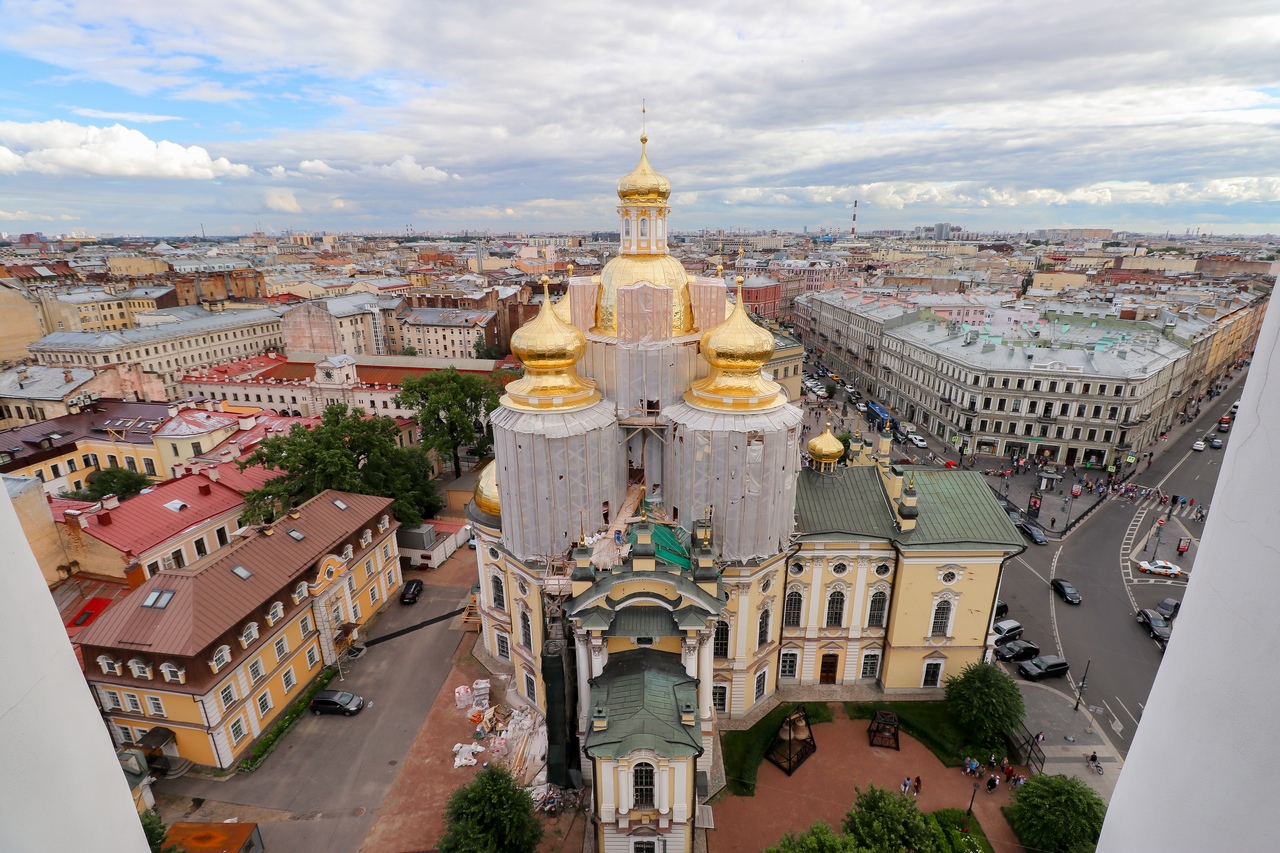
[820, 654, 839, 684]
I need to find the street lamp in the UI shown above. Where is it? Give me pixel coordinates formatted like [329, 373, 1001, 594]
[1074, 658, 1092, 712]
[967, 781, 980, 815]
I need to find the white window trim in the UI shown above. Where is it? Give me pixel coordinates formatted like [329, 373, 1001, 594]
[282, 666, 297, 692]
[860, 649, 882, 680]
[922, 658, 945, 688]
[754, 668, 768, 701]
[256, 691, 273, 718]
[146, 696, 166, 717]
[779, 650, 800, 679]
[306, 646, 319, 668]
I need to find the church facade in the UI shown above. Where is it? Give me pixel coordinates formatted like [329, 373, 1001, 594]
[468, 138, 1025, 853]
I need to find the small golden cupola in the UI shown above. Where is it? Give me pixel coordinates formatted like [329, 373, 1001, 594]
[684, 277, 786, 411]
[616, 134, 672, 203]
[473, 460, 501, 517]
[807, 422, 845, 473]
[502, 277, 600, 411]
[552, 264, 574, 325]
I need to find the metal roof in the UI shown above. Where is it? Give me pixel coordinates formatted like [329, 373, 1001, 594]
[583, 649, 701, 760]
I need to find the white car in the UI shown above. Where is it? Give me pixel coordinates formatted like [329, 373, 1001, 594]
[814, 389, 829, 399]
[1192, 440, 1206, 451]
[856, 402, 868, 413]
[1137, 560, 1183, 578]
[909, 434, 929, 448]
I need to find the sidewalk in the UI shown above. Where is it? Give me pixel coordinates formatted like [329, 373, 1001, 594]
[1018, 681, 1123, 803]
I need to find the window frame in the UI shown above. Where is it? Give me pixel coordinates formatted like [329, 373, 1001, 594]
[930, 599, 953, 637]
[825, 589, 846, 628]
[867, 590, 888, 628]
[632, 762, 656, 809]
[779, 650, 799, 679]
[782, 589, 803, 628]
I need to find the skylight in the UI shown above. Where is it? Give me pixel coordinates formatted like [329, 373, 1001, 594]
[333, 498, 349, 510]
[142, 589, 175, 609]
[164, 500, 189, 512]
[231, 565, 253, 580]
[288, 529, 305, 541]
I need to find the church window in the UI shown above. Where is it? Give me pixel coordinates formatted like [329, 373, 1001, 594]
[867, 591, 887, 628]
[754, 669, 767, 700]
[520, 611, 532, 648]
[780, 651, 798, 679]
[783, 590, 803, 627]
[930, 600, 952, 637]
[623, 219, 631, 237]
[632, 763, 655, 809]
[713, 620, 729, 658]
[757, 610, 771, 649]
[825, 590, 845, 628]
[491, 576, 506, 612]
[861, 651, 881, 679]
[639, 218, 648, 238]
[712, 685, 727, 713]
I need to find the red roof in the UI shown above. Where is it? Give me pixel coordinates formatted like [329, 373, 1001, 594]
[78, 474, 246, 556]
[48, 494, 98, 522]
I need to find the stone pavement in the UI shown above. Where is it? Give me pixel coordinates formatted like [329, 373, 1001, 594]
[1017, 680, 1124, 804]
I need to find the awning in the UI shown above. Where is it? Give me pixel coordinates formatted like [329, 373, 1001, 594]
[136, 726, 175, 751]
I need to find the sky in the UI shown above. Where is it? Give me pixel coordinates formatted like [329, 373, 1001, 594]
[1, 0, 1279, 237]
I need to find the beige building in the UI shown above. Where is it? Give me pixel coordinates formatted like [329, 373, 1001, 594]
[5, 474, 74, 585]
[107, 257, 171, 277]
[397, 307, 497, 359]
[280, 295, 403, 357]
[0, 280, 46, 362]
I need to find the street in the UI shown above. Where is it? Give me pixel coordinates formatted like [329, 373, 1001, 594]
[995, 388, 1239, 755]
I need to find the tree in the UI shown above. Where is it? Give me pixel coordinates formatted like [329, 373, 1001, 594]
[474, 337, 503, 360]
[840, 785, 938, 853]
[400, 345, 419, 356]
[1006, 774, 1106, 853]
[395, 367, 500, 479]
[764, 821, 872, 853]
[439, 765, 542, 853]
[238, 404, 440, 526]
[944, 662, 1025, 750]
[139, 811, 181, 853]
[61, 466, 152, 502]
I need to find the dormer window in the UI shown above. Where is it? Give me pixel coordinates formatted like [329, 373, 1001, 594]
[266, 601, 284, 626]
[159, 663, 186, 684]
[360, 529, 372, 547]
[128, 658, 153, 679]
[378, 515, 389, 532]
[239, 622, 259, 648]
[210, 645, 231, 672]
[292, 581, 309, 603]
[342, 544, 354, 561]
[97, 655, 122, 676]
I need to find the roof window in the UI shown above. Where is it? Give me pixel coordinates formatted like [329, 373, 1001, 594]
[142, 589, 175, 609]
[288, 529, 305, 541]
[333, 498, 349, 510]
[231, 565, 253, 580]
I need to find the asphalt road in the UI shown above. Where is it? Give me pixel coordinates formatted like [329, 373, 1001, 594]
[160, 579, 470, 853]
[997, 389, 1240, 755]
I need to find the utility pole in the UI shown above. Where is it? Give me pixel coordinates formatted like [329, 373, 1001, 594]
[1074, 658, 1091, 712]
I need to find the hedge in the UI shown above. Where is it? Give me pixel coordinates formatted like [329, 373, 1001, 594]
[237, 667, 339, 772]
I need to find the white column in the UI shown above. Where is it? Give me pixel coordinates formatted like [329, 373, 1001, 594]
[591, 636, 607, 678]
[617, 763, 631, 814]
[698, 634, 714, 719]
[682, 636, 698, 678]
[657, 765, 671, 814]
[574, 632, 591, 732]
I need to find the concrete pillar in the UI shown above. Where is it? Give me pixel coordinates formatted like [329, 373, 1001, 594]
[591, 636, 607, 678]
[698, 634, 714, 719]
[618, 763, 631, 814]
[682, 636, 698, 679]
[575, 632, 591, 732]
[657, 764, 670, 814]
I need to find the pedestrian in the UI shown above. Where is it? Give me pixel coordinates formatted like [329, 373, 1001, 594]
[1035, 731, 1045, 744]
[1004, 765, 1015, 782]
[901, 776, 911, 795]
[1051, 516, 1057, 529]
[913, 776, 922, 797]
[988, 753, 997, 770]
[986, 776, 999, 794]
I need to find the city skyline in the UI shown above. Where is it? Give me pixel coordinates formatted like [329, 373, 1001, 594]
[1, 0, 1279, 235]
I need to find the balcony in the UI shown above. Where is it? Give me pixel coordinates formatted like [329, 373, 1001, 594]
[1037, 412, 1057, 423]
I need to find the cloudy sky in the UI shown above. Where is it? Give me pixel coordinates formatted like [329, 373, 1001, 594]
[1, 0, 1278, 236]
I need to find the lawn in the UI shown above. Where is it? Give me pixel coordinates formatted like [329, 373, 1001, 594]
[844, 701, 969, 768]
[720, 702, 834, 796]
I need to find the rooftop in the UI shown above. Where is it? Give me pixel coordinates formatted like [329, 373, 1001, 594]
[583, 648, 702, 760]
[0, 365, 96, 400]
[29, 307, 284, 352]
[75, 474, 246, 555]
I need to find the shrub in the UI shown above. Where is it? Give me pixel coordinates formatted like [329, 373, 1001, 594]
[944, 662, 1025, 751]
[841, 784, 938, 853]
[1006, 774, 1106, 853]
[439, 765, 542, 853]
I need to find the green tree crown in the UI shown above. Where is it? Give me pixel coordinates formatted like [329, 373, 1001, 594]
[944, 661, 1025, 750]
[1007, 773, 1107, 853]
[841, 784, 938, 853]
[439, 765, 543, 853]
[394, 367, 500, 480]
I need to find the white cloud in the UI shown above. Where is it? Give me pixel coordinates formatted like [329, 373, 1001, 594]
[263, 188, 301, 213]
[0, 121, 252, 179]
[168, 82, 255, 102]
[360, 155, 450, 184]
[0, 209, 54, 221]
[298, 159, 341, 176]
[70, 108, 183, 123]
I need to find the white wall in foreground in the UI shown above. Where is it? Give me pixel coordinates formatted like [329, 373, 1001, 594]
[0, 487, 149, 853]
[1099, 306, 1276, 850]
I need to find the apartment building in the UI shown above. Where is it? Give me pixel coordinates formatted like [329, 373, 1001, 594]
[28, 307, 285, 397]
[396, 307, 496, 359]
[75, 490, 401, 769]
[280, 295, 404, 357]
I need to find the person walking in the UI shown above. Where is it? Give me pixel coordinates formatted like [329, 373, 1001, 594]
[901, 776, 912, 795]
[986, 775, 1000, 794]
[913, 776, 922, 797]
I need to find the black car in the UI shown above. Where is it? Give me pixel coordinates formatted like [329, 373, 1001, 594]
[995, 639, 1040, 662]
[1017, 519, 1049, 545]
[1050, 578, 1082, 604]
[1155, 597, 1181, 621]
[400, 579, 424, 604]
[994, 599, 1009, 620]
[1136, 609, 1172, 642]
[309, 690, 365, 716]
[1018, 655, 1070, 681]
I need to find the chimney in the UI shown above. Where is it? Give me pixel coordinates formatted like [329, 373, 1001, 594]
[166, 404, 179, 418]
[206, 466, 220, 482]
[100, 493, 120, 510]
[98, 510, 113, 526]
[63, 370, 74, 383]
[592, 704, 608, 732]
[680, 700, 697, 727]
[197, 482, 212, 496]
[238, 415, 257, 431]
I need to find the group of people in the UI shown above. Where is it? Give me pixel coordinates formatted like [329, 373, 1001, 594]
[898, 775, 923, 797]
[961, 754, 1027, 793]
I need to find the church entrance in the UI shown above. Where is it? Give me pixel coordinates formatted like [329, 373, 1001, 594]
[819, 654, 839, 684]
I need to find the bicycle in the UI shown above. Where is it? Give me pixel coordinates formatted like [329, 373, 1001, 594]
[1084, 755, 1104, 775]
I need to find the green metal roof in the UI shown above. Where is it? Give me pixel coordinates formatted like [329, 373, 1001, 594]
[606, 606, 681, 638]
[583, 649, 702, 760]
[627, 521, 692, 570]
[794, 465, 1025, 552]
[566, 569, 725, 617]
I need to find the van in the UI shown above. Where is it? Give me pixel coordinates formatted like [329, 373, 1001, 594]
[1231, 400, 1241, 414]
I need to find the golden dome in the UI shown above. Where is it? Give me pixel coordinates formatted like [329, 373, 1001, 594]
[474, 460, 501, 517]
[684, 278, 785, 411]
[552, 288, 572, 325]
[503, 278, 600, 411]
[616, 134, 671, 204]
[595, 254, 693, 336]
[808, 422, 845, 465]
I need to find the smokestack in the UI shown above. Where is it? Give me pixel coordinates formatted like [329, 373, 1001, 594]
[205, 466, 220, 482]
[100, 494, 120, 510]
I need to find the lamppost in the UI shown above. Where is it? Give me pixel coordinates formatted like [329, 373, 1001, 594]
[1149, 517, 1166, 556]
[967, 780, 980, 816]
[1073, 658, 1092, 712]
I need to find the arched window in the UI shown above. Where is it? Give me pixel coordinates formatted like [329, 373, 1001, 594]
[825, 590, 845, 627]
[867, 590, 887, 628]
[783, 590, 803, 627]
[266, 601, 284, 625]
[639, 218, 649, 238]
[930, 599, 952, 637]
[713, 620, 729, 658]
[623, 219, 631, 237]
[520, 610, 533, 648]
[757, 610, 771, 649]
[491, 576, 506, 612]
[632, 762, 655, 809]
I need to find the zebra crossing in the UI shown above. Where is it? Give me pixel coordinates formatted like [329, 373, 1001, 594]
[1058, 491, 1206, 520]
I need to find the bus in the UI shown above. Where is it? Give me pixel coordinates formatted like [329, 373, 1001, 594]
[866, 401, 891, 427]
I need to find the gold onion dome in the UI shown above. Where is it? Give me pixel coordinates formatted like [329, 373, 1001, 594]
[552, 285, 572, 325]
[503, 277, 599, 411]
[684, 277, 785, 411]
[474, 460, 501, 517]
[808, 422, 845, 465]
[616, 133, 671, 203]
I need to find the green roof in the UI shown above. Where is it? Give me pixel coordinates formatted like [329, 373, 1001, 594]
[795, 465, 1025, 552]
[606, 606, 681, 638]
[627, 521, 691, 570]
[584, 649, 702, 760]
[566, 568, 724, 617]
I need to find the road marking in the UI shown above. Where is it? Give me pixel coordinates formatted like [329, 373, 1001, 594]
[1048, 545, 1064, 659]
[1113, 695, 1141, 726]
[1155, 450, 1193, 488]
[1012, 555, 1050, 585]
[1101, 699, 1125, 734]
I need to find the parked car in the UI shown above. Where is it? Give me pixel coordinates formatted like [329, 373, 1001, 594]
[1050, 578, 1082, 604]
[1137, 559, 1182, 578]
[1014, 518, 1048, 545]
[1018, 655, 1070, 681]
[1192, 439, 1207, 451]
[1211, 437, 1224, 449]
[856, 402, 868, 413]
[1232, 400, 1241, 414]
[992, 618, 1024, 644]
[1155, 597, 1181, 620]
[909, 434, 929, 448]
[995, 639, 1040, 662]
[400, 579, 424, 604]
[1136, 608, 1172, 642]
[310, 690, 365, 716]
[994, 599, 1009, 619]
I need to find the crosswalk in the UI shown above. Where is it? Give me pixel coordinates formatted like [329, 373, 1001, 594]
[1055, 492, 1205, 520]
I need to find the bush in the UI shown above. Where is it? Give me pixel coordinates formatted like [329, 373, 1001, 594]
[439, 765, 542, 853]
[1006, 774, 1106, 853]
[237, 667, 338, 772]
[720, 703, 835, 796]
[841, 784, 938, 853]
[944, 662, 1025, 751]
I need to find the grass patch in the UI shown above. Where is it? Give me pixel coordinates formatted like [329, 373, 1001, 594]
[237, 667, 339, 772]
[720, 702, 834, 796]
[844, 701, 968, 767]
[931, 807, 996, 853]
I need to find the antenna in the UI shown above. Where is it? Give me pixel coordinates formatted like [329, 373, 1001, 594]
[641, 99, 646, 135]
[851, 200, 858, 238]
